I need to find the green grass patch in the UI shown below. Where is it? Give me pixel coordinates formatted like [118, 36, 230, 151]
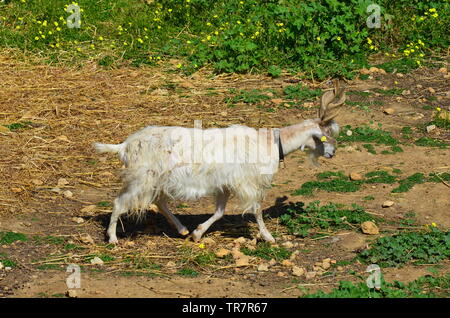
[303, 275, 450, 298]
[3, 121, 33, 131]
[376, 58, 419, 74]
[373, 88, 404, 96]
[358, 227, 449, 267]
[178, 267, 199, 277]
[0, 231, 28, 245]
[280, 201, 378, 238]
[292, 170, 449, 196]
[97, 201, 111, 207]
[415, 137, 448, 148]
[0, 252, 18, 268]
[241, 242, 291, 261]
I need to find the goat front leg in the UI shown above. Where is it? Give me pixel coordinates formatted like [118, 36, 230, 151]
[156, 197, 189, 236]
[191, 189, 230, 242]
[254, 209, 275, 243]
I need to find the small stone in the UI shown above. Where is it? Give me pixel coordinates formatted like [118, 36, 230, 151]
[257, 264, 269, 272]
[72, 217, 84, 224]
[401, 90, 410, 96]
[281, 260, 294, 267]
[166, 261, 176, 268]
[383, 108, 395, 115]
[282, 241, 294, 249]
[382, 200, 394, 208]
[277, 271, 287, 277]
[79, 234, 94, 245]
[337, 266, 344, 271]
[426, 125, 436, 133]
[361, 221, 379, 235]
[349, 172, 363, 181]
[292, 266, 305, 277]
[80, 205, 96, 214]
[268, 259, 277, 266]
[289, 250, 300, 261]
[416, 84, 423, 89]
[32, 179, 44, 186]
[11, 187, 23, 193]
[0, 262, 3, 270]
[271, 98, 283, 105]
[346, 130, 353, 136]
[202, 237, 215, 245]
[5, 267, 12, 271]
[90, 257, 104, 265]
[57, 178, 69, 187]
[220, 111, 228, 117]
[359, 68, 371, 75]
[63, 190, 73, 198]
[438, 67, 447, 74]
[235, 256, 250, 267]
[234, 237, 246, 245]
[428, 87, 436, 94]
[321, 260, 331, 270]
[305, 271, 317, 280]
[66, 290, 78, 298]
[231, 248, 245, 260]
[396, 73, 404, 78]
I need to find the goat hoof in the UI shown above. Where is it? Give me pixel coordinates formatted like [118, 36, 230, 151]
[190, 231, 202, 242]
[179, 228, 189, 236]
[108, 237, 119, 244]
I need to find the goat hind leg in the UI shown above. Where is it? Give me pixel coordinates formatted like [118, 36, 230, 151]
[107, 198, 128, 244]
[254, 209, 275, 243]
[156, 197, 189, 236]
[191, 189, 229, 242]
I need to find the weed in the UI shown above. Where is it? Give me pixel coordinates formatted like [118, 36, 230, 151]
[224, 88, 271, 105]
[358, 227, 449, 267]
[391, 172, 426, 193]
[303, 275, 449, 298]
[178, 268, 199, 277]
[3, 121, 33, 131]
[241, 242, 291, 261]
[280, 201, 377, 238]
[0, 231, 28, 245]
[363, 195, 375, 201]
[415, 137, 448, 148]
[0, 253, 17, 268]
[97, 201, 111, 207]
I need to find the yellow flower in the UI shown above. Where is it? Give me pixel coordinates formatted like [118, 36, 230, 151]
[367, 37, 372, 44]
[98, 36, 104, 41]
[56, 27, 61, 31]
[76, 47, 82, 52]
[15, 26, 21, 29]
[137, 38, 143, 43]
[237, 20, 241, 24]
[90, 44, 95, 49]
[168, 8, 172, 12]
[431, 222, 437, 227]
[198, 243, 205, 249]
[177, 63, 182, 68]
[54, 22, 59, 27]
[394, 81, 399, 85]
[41, 34, 46, 39]
[34, 36, 40, 40]
[336, 36, 341, 41]
[206, 22, 211, 26]
[42, 20, 47, 27]
[436, 107, 441, 112]
[316, 36, 321, 41]
[48, 31, 53, 35]
[429, 8, 436, 12]
[432, 13, 438, 18]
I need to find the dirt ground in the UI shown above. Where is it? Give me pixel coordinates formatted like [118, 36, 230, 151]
[0, 52, 448, 298]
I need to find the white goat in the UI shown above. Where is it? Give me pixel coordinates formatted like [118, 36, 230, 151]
[94, 80, 346, 244]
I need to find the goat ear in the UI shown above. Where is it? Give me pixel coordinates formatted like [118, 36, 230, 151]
[319, 79, 346, 124]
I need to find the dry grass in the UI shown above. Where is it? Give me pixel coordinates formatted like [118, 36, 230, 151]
[0, 49, 317, 217]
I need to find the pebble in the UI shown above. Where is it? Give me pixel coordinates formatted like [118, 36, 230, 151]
[72, 217, 84, 224]
[79, 233, 94, 245]
[349, 172, 363, 181]
[268, 259, 277, 266]
[361, 221, 380, 235]
[257, 264, 269, 272]
[292, 266, 305, 277]
[426, 125, 436, 133]
[66, 290, 78, 298]
[234, 237, 247, 245]
[202, 237, 215, 245]
[166, 261, 176, 268]
[281, 260, 294, 267]
[383, 108, 396, 115]
[90, 257, 104, 266]
[63, 190, 73, 198]
[382, 200, 394, 208]
[0, 262, 3, 270]
[277, 271, 287, 277]
[428, 87, 436, 94]
[438, 67, 447, 74]
[235, 256, 250, 267]
[305, 271, 317, 280]
[282, 241, 294, 249]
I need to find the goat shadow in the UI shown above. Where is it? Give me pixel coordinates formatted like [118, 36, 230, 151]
[92, 196, 292, 242]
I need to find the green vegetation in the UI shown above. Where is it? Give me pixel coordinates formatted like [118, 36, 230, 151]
[241, 242, 291, 261]
[0, 252, 18, 268]
[178, 267, 199, 277]
[280, 201, 377, 238]
[292, 170, 450, 196]
[1, 1, 448, 78]
[415, 137, 448, 148]
[0, 231, 28, 245]
[303, 275, 450, 298]
[358, 227, 449, 267]
[2, 121, 34, 131]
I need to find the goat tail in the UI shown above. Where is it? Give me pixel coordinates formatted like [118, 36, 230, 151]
[93, 142, 124, 154]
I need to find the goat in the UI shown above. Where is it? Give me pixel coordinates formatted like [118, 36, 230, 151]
[94, 80, 346, 244]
